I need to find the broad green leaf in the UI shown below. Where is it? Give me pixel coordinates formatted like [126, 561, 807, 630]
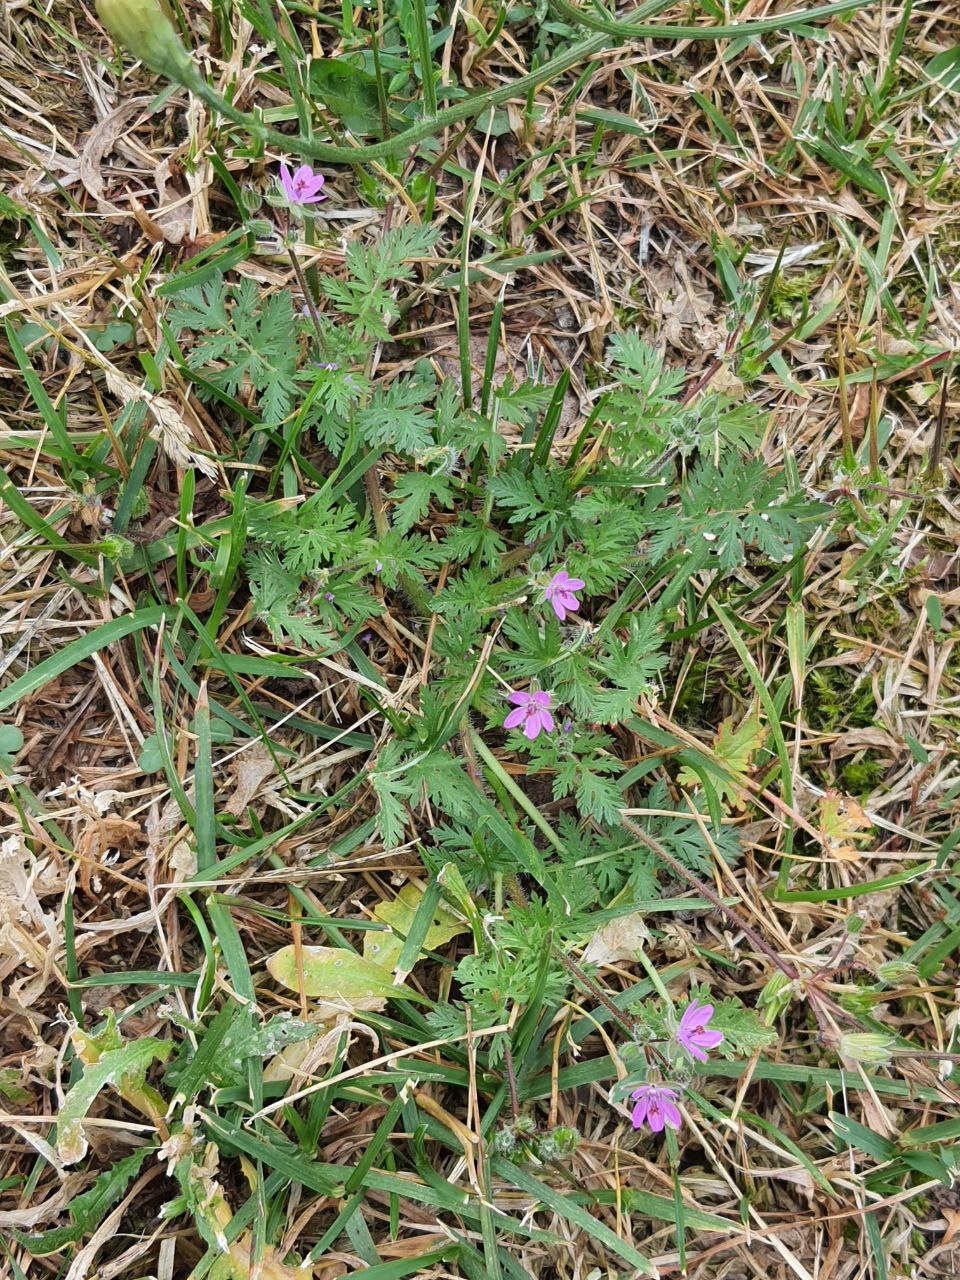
[678, 707, 766, 810]
[266, 945, 427, 1014]
[57, 1039, 172, 1164]
[926, 46, 960, 92]
[363, 883, 468, 974]
[0, 724, 23, 772]
[137, 732, 165, 773]
[308, 59, 382, 136]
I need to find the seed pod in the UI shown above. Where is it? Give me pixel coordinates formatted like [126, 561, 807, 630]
[838, 1032, 894, 1065]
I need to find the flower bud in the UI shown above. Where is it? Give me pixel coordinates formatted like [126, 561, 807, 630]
[757, 971, 796, 1023]
[97, 0, 194, 80]
[875, 960, 916, 986]
[838, 1032, 894, 1065]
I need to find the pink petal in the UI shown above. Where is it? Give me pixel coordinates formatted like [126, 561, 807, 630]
[523, 716, 541, 740]
[680, 999, 709, 1031]
[531, 691, 551, 708]
[565, 577, 585, 590]
[696, 1029, 724, 1050]
[661, 1097, 682, 1129]
[293, 164, 314, 185]
[559, 592, 579, 613]
[538, 710, 554, 733]
[508, 691, 530, 707]
[503, 708, 527, 730]
[550, 598, 566, 620]
[686, 1041, 709, 1063]
[630, 1096, 649, 1129]
[647, 1105, 665, 1133]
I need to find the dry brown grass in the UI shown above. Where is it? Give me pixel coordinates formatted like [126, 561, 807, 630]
[1, 0, 960, 1276]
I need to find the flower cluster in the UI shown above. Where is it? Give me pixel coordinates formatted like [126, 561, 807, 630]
[501, 567, 585, 741]
[629, 998, 723, 1135]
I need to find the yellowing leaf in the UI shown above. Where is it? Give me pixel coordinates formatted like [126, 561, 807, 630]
[819, 790, 872, 861]
[363, 883, 468, 975]
[58, 1037, 172, 1165]
[266, 945, 427, 1016]
[678, 707, 767, 810]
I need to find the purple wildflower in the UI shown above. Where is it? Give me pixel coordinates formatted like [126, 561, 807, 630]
[323, 592, 335, 602]
[279, 162, 327, 205]
[503, 690, 554, 741]
[630, 1083, 682, 1133]
[544, 568, 585, 622]
[676, 998, 723, 1063]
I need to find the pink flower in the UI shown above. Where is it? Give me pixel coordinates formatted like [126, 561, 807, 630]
[544, 569, 585, 621]
[630, 1083, 682, 1133]
[279, 162, 327, 205]
[503, 690, 554, 741]
[676, 998, 723, 1063]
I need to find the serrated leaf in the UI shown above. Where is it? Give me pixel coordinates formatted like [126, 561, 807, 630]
[14, 1146, 153, 1256]
[266, 945, 427, 1014]
[363, 883, 468, 974]
[678, 708, 766, 811]
[57, 1039, 172, 1164]
[707, 998, 778, 1058]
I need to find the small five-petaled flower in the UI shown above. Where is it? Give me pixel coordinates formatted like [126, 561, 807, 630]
[676, 998, 723, 1062]
[503, 690, 554, 740]
[630, 1083, 682, 1133]
[544, 569, 585, 621]
[279, 162, 327, 205]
